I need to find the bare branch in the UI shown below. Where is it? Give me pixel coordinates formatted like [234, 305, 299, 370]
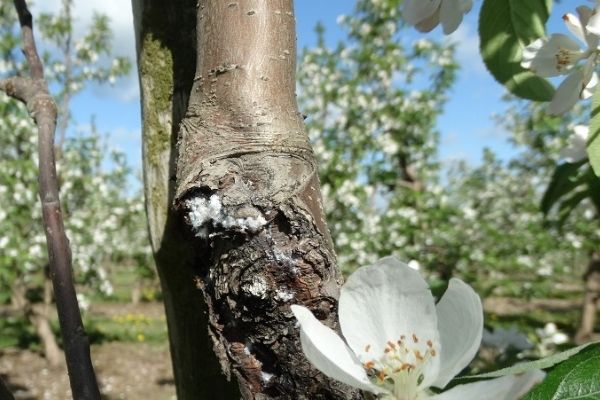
[13, 0, 44, 79]
[0, 1, 102, 399]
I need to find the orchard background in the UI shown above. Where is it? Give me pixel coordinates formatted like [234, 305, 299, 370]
[0, 0, 598, 399]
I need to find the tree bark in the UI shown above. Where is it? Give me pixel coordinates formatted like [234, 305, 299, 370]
[29, 306, 63, 367]
[11, 276, 63, 366]
[132, 1, 240, 398]
[30, 275, 63, 367]
[575, 251, 600, 344]
[174, 1, 357, 398]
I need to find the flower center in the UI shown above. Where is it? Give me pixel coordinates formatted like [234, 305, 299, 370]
[362, 334, 437, 400]
[555, 48, 584, 72]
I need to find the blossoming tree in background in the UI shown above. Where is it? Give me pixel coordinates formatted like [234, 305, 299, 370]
[0, 0, 150, 366]
[1, 0, 599, 398]
[132, 0, 600, 397]
[298, 0, 458, 274]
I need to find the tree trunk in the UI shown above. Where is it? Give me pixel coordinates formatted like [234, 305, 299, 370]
[135, 0, 358, 398]
[35, 275, 63, 367]
[131, 282, 141, 305]
[173, 1, 357, 398]
[29, 305, 63, 367]
[575, 251, 600, 344]
[132, 0, 240, 398]
[11, 275, 62, 366]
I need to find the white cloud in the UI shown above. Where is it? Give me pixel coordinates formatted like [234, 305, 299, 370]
[447, 22, 486, 75]
[473, 124, 509, 140]
[32, 0, 139, 103]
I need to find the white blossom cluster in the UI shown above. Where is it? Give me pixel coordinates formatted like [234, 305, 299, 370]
[298, 0, 457, 274]
[40, 12, 131, 95]
[0, 97, 150, 301]
[0, 3, 150, 314]
[299, 0, 595, 298]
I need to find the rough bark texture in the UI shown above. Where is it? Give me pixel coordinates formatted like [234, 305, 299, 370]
[132, 0, 240, 398]
[175, 1, 358, 398]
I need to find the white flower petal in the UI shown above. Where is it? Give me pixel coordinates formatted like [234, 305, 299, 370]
[573, 124, 590, 142]
[290, 305, 385, 394]
[576, 5, 593, 27]
[440, 0, 464, 34]
[429, 370, 545, 400]
[586, 8, 600, 37]
[521, 34, 583, 77]
[339, 257, 440, 381]
[549, 69, 583, 115]
[552, 332, 569, 345]
[432, 278, 483, 389]
[560, 125, 589, 162]
[404, 0, 441, 25]
[564, 12, 587, 45]
[581, 70, 598, 99]
[460, 0, 473, 13]
[416, 9, 441, 33]
[575, 6, 599, 47]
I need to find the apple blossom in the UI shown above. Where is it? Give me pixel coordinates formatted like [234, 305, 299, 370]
[523, 322, 570, 358]
[521, 6, 600, 114]
[560, 125, 589, 163]
[403, 0, 473, 35]
[291, 257, 544, 399]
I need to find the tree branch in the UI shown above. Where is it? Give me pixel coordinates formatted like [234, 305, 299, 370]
[0, 1, 101, 399]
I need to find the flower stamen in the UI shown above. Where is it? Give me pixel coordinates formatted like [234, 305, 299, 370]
[361, 334, 438, 399]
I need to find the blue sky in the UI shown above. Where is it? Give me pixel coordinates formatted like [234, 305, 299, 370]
[36, 0, 578, 175]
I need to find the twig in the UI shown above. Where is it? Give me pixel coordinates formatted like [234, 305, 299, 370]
[0, 1, 101, 399]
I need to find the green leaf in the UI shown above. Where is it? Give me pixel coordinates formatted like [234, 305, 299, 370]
[588, 86, 600, 176]
[479, 0, 555, 101]
[557, 189, 589, 225]
[586, 167, 600, 212]
[541, 161, 587, 215]
[459, 341, 599, 381]
[523, 343, 600, 400]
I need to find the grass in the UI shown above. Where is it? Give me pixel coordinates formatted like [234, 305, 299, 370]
[0, 303, 168, 351]
[0, 316, 38, 349]
[84, 311, 168, 345]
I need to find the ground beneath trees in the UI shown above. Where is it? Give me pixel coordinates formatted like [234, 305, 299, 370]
[0, 342, 175, 400]
[0, 302, 176, 400]
[0, 297, 594, 399]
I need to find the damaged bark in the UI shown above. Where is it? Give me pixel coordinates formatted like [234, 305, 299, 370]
[173, 1, 358, 398]
[133, 0, 240, 398]
[135, 0, 358, 397]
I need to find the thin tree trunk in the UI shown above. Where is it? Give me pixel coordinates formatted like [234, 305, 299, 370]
[132, 1, 239, 398]
[11, 276, 62, 366]
[174, 1, 357, 398]
[9, 279, 27, 311]
[30, 274, 63, 367]
[29, 306, 63, 367]
[575, 251, 600, 344]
